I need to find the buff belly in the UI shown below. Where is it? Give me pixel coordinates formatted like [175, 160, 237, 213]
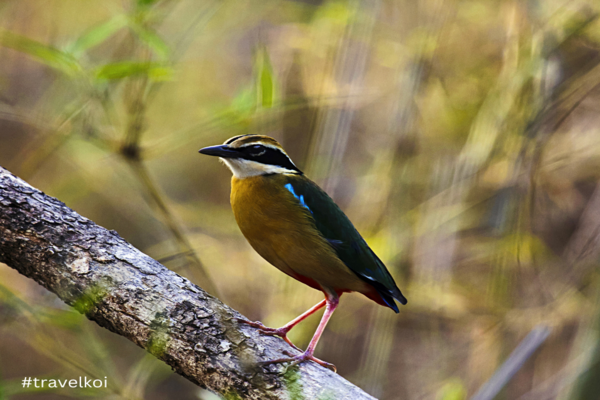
[231, 175, 370, 294]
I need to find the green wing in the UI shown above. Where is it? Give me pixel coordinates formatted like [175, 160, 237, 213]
[284, 175, 407, 311]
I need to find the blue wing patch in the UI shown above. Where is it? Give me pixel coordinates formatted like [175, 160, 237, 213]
[284, 183, 312, 214]
[327, 239, 344, 249]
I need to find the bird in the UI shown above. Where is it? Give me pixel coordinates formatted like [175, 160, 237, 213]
[199, 134, 407, 371]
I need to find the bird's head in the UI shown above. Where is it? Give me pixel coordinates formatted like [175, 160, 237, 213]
[199, 135, 303, 178]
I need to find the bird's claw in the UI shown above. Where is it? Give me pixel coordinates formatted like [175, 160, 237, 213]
[235, 318, 302, 351]
[259, 351, 337, 373]
[235, 317, 267, 330]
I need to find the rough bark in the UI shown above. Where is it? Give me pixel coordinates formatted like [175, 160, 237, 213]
[0, 166, 375, 400]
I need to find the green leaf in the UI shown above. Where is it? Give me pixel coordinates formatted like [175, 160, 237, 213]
[255, 48, 276, 108]
[0, 30, 80, 75]
[67, 14, 128, 56]
[128, 23, 170, 60]
[437, 379, 467, 400]
[313, 1, 353, 26]
[137, 0, 159, 6]
[230, 86, 256, 118]
[94, 62, 173, 81]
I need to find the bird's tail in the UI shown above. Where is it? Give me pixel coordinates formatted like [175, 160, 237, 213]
[373, 285, 407, 314]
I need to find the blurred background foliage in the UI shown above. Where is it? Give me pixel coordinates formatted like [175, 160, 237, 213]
[1, 0, 600, 399]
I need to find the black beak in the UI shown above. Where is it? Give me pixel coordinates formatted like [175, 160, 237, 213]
[198, 145, 240, 158]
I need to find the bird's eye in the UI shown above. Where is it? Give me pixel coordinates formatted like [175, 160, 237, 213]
[249, 145, 266, 156]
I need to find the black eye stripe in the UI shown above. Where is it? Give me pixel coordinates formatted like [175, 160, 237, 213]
[240, 144, 267, 154]
[238, 145, 302, 174]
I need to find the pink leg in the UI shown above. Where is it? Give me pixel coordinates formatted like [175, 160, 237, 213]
[237, 299, 326, 351]
[260, 293, 339, 372]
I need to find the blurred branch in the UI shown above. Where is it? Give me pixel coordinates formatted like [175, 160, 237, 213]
[471, 326, 551, 400]
[0, 166, 374, 400]
[120, 71, 219, 297]
[124, 157, 220, 297]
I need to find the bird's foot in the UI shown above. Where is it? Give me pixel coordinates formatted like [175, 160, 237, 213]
[235, 318, 301, 351]
[260, 350, 337, 373]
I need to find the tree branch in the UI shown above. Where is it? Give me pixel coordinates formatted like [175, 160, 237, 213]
[0, 166, 375, 400]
